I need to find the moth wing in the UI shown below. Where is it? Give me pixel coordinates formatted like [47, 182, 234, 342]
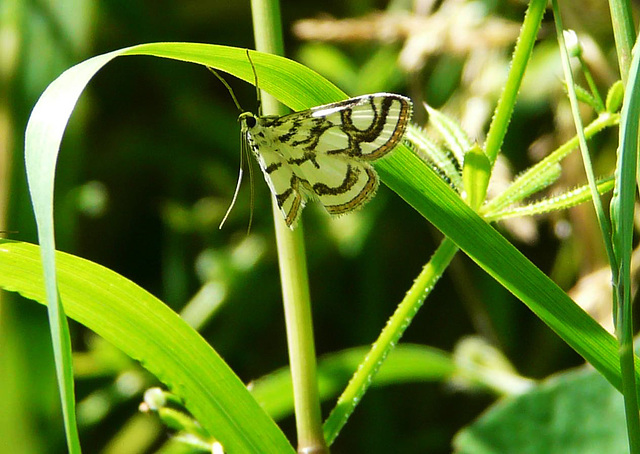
[293, 150, 379, 216]
[308, 93, 412, 160]
[252, 142, 379, 225]
[247, 135, 307, 228]
[249, 93, 412, 227]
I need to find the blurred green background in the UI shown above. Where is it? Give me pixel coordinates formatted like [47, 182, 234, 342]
[0, 0, 623, 453]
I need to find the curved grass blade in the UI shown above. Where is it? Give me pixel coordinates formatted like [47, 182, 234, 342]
[0, 240, 295, 453]
[379, 144, 640, 394]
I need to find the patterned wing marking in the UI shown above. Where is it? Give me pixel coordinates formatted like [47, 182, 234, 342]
[256, 144, 380, 222]
[305, 154, 379, 215]
[245, 128, 306, 227]
[317, 94, 411, 160]
[242, 93, 413, 227]
[339, 95, 411, 160]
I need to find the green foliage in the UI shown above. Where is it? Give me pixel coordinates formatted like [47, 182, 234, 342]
[3, 1, 639, 453]
[0, 240, 294, 452]
[454, 367, 628, 454]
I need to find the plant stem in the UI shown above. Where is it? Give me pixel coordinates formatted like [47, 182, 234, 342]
[481, 112, 619, 215]
[555, 2, 640, 452]
[483, 0, 546, 165]
[551, 4, 614, 264]
[323, 238, 458, 445]
[607, 0, 636, 84]
[611, 27, 640, 454]
[250, 1, 327, 453]
[271, 215, 327, 454]
[578, 54, 605, 113]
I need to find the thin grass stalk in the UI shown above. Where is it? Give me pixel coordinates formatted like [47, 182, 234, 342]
[323, 238, 459, 444]
[554, 1, 640, 452]
[607, 0, 636, 83]
[483, 0, 546, 165]
[551, 1, 615, 264]
[249, 1, 328, 452]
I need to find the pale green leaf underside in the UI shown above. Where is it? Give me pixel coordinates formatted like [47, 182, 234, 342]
[22, 43, 640, 452]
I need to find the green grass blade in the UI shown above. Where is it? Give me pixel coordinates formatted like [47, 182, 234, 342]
[608, 0, 636, 83]
[611, 29, 640, 454]
[377, 144, 638, 395]
[25, 49, 124, 454]
[122, 43, 347, 109]
[554, 2, 639, 450]
[0, 240, 295, 453]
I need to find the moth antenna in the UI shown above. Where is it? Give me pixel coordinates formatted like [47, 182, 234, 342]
[218, 129, 247, 230]
[207, 67, 244, 113]
[218, 166, 243, 230]
[246, 50, 262, 116]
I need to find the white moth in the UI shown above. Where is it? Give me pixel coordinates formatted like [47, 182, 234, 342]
[240, 94, 412, 228]
[215, 55, 413, 229]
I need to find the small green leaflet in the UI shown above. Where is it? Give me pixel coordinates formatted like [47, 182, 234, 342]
[240, 93, 413, 228]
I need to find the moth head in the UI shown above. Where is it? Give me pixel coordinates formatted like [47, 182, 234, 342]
[239, 112, 257, 129]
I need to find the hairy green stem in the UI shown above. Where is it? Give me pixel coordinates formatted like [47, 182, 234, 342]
[250, 1, 327, 453]
[323, 238, 459, 445]
[484, 0, 546, 165]
[578, 54, 605, 113]
[552, 1, 614, 267]
[481, 112, 618, 215]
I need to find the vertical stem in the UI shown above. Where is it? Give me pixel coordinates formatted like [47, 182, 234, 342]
[609, 16, 640, 452]
[250, 1, 328, 452]
[551, 1, 614, 266]
[272, 213, 327, 454]
[555, 1, 640, 452]
[607, 0, 636, 84]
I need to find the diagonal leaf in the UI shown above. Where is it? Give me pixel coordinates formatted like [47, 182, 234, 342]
[377, 144, 640, 395]
[0, 240, 295, 453]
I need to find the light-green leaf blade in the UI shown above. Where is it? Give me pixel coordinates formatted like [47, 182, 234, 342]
[0, 240, 295, 453]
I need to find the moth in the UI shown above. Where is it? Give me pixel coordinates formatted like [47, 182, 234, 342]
[215, 54, 413, 229]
